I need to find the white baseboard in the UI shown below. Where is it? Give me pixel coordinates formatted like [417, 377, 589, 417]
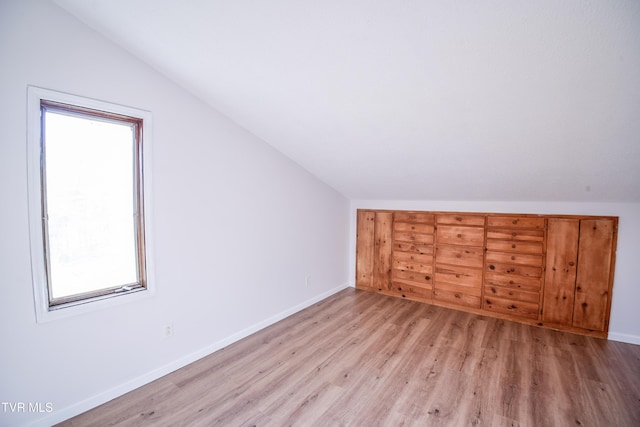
[608, 331, 640, 346]
[29, 283, 351, 427]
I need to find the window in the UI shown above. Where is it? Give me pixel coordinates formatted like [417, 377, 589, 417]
[28, 87, 154, 322]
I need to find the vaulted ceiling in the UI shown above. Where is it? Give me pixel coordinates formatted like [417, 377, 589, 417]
[53, 0, 640, 202]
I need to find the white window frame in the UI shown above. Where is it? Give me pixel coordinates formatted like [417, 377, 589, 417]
[27, 86, 155, 323]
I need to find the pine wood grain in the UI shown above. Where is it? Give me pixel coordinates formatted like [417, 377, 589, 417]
[574, 219, 615, 331]
[59, 289, 639, 427]
[542, 218, 580, 325]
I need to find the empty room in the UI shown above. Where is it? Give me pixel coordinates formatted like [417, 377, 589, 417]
[1, 0, 639, 426]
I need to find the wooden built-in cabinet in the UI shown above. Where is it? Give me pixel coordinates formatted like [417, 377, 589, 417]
[356, 209, 618, 338]
[542, 218, 616, 333]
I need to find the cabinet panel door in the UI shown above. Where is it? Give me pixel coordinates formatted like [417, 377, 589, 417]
[573, 219, 615, 331]
[373, 212, 393, 292]
[356, 211, 376, 289]
[542, 218, 579, 325]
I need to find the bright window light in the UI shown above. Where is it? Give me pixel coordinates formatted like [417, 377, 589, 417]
[43, 110, 140, 301]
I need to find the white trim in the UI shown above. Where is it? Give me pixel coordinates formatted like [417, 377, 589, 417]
[26, 86, 156, 323]
[608, 332, 640, 346]
[26, 283, 351, 427]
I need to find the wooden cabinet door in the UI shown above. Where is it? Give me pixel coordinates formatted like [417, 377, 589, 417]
[355, 211, 393, 292]
[373, 212, 393, 292]
[356, 211, 375, 290]
[542, 218, 579, 325]
[573, 219, 615, 331]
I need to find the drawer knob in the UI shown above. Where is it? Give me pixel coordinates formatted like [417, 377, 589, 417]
[511, 256, 516, 260]
[489, 265, 495, 270]
[568, 261, 575, 267]
[512, 244, 516, 248]
[457, 234, 462, 238]
[512, 220, 518, 224]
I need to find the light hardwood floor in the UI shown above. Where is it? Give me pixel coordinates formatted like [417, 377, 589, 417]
[60, 288, 640, 426]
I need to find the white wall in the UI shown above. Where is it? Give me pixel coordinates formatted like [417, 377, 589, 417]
[0, 1, 349, 425]
[350, 200, 640, 345]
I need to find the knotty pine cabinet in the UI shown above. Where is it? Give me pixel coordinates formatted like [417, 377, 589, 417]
[355, 209, 618, 338]
[542, 218, 617, 333]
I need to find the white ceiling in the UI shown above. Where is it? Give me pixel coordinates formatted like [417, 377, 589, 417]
[53, 0, 640, 202]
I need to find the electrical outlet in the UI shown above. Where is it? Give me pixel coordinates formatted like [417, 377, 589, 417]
[164, 324, 174, 338]
[305, 275, 311, 287]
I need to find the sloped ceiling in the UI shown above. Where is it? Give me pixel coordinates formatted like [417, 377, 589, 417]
[53, 0, 640, 202]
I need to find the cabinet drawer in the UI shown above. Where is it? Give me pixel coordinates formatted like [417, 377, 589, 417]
[435, 244, 484, 268]
[391, 281, 432, 299]
[486, 228, 544, 242]
[436, 214, 485, 226]
[486, 240, 543, 254]
[394, 232, 434, 244]
[435, 265, 482, 288]
[393, 242, 433, 257]
[483, 296, 539, 319]
[394, 222, 434, 234]
[487, 216, 545, 229]
[484, 272, 541, 293]
[484, 284, 539, 304]
[394, 212, 435, 224]
[436, 226, 485, 247]
[393, 259, 433, 274]
[393, 250, 433, 264]
[433, 286, 481, 308]
[486, 262, 542, 278]
[393, 269, 433, 286]
[485, 251, 543, 267]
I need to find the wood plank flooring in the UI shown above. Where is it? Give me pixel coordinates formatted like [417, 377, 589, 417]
[60, 288, 640, 426]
